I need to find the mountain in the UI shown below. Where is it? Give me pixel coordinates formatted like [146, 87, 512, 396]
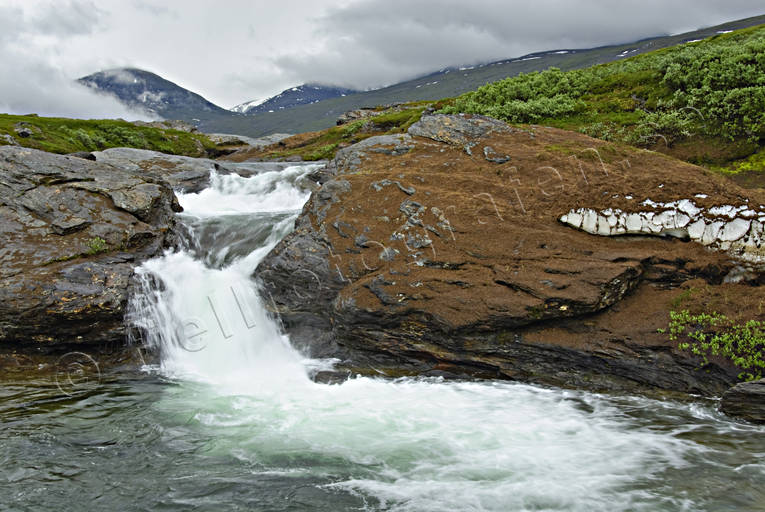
[78, 14, 765, 137]
[78, 68, 232, 122]
[231, 84, 358, 114]
[203, 13, 765, 137]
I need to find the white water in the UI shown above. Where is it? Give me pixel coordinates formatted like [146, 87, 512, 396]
[128, 164, 761, 511]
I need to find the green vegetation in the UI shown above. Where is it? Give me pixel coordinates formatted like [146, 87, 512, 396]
[711, 147, 765, 174]
[661, 310, 765, 381]
[253, 106, 425, 161]
[0, 114, 217, 157]
[86, 237, 108, 255]
[440, 25, 765, 169]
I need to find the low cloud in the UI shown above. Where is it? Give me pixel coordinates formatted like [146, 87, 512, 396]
[0, 1, 153, 120]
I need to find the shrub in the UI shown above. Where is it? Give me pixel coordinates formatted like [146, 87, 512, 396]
[661, 310, 765, 381]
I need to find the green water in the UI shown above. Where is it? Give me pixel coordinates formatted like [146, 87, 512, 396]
[1, 368, 764, 512]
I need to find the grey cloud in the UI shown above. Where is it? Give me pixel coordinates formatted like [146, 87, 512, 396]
[272, 0, 765, 89]
[0, 1, 152, 119]
[23, 0, 103, 38]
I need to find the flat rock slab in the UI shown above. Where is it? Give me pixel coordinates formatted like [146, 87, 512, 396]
[0, 146, 180, 346]
[92, 147, 297, 193]
[258, 114, 765, 394]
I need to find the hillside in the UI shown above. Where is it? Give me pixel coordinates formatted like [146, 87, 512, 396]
[0, 114, 219, 157]
[231, 20, 765, 191]
[208, 14, 765, 137]
[76, 15, 765, 138]
[438, 23, 765, 182]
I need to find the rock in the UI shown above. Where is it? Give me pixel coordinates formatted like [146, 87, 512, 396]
[0, 146, 180, 346]
[91, 147, 296, 193]
[1, 134, 18, 146]
[206, 132, 292, 149]
[132, 119, 198, 133]
[337, 107, 381, 125]
[720, 379, 765, 422]
[67, 151, 96, 161]
[407, 113, 513, 146]
[258, 114, 765, 394]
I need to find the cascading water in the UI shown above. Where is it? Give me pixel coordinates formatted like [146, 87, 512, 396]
[128, 166, 316, 392]
[115, 163, 765, 512]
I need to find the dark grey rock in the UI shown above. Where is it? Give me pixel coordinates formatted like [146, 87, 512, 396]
[720, 379, 765, 422]
[483, 145, 511, 164]
[0, 146, 179, 346]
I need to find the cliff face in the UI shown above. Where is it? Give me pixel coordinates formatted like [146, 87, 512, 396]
[258, 114, 765, 395]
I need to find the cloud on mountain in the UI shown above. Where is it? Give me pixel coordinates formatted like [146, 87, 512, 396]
[272, 0, 765, 90]
[0, 1, 151, 119]
[0, 0, 762, 112]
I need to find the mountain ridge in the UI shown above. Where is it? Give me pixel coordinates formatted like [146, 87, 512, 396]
[78, 14, 765, 137]
[231, 84, 358, 114]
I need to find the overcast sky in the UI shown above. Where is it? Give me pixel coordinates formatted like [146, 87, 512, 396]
[1, 0, 763, 118]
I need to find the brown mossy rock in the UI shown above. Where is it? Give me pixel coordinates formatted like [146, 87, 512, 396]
[258, 114, 765, 394]
[0, 146, 180, 347]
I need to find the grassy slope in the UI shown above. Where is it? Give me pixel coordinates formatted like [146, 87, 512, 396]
[201, 14, 765, 137]
[437, 24, 765, 181]
[0, 114, 218, 157]
[221, 106, 428, 162]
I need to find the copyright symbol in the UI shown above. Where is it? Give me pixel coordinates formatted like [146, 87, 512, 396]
[55, 352, 101, 396]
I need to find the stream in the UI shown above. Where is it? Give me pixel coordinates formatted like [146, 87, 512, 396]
[2, 163, 764, 511]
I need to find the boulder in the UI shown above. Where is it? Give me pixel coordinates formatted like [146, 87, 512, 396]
[1, 134, 18, 146]
[0, 146, 180, 346]
[258, 114, 765, 394]
[720, 379, 765, 422]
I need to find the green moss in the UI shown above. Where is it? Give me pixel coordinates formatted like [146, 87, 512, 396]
[258, 104, 426, 161]
[0, 114, 216, 157]
[86, 237, 108, 255]
[670, 287, 699, 309]
[711, 147, 765, 174]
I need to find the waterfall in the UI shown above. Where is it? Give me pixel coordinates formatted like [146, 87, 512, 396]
[127, 165, 320, 393]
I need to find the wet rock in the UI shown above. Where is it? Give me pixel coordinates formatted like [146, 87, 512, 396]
[720, 379, 765, 423]
[0, 146, 179, 346]
[259, 114, 764, 395]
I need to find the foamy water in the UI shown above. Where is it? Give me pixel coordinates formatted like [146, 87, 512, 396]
[121, 163, 765, 511]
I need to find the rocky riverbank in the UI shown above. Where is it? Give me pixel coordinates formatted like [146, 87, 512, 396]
[258, 114, 765, 397]
[0, 146, 181, 348]
[2, 115, 764, 420]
